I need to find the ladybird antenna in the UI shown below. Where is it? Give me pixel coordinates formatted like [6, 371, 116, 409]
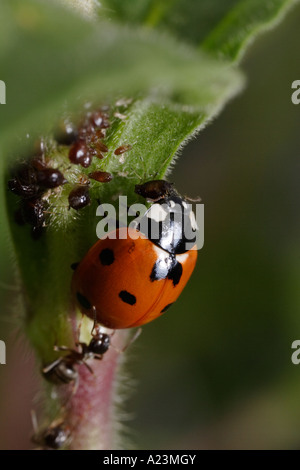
[184, 195, 202, 203]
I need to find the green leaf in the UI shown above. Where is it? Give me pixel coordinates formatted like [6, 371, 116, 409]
[100, 0, 299, 62]
[0, 0, 242, 156]
[0, 0, 243, 365]
[202, 0, 299, 61]
[100, 0, 240, 45]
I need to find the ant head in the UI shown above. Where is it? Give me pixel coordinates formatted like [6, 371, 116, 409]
[42, 422, 71, 450]
[88, 333, 111, 356]
[31, 411, 72, 450]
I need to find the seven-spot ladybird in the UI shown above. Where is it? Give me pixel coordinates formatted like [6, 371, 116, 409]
[71, 180, 198, 329]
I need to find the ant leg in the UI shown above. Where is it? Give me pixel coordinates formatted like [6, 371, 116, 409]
[111, 327, 142, 353]
[82, 361, 94, 375]
[91, 307, 98, 335]
[42, 357, 64, 374]
[31, 409, 39, 436]
[54, 345, 74, 354]
[122, 327, 142, 352]
[75, 314, 84, 346]
[90, 307, 105, 337]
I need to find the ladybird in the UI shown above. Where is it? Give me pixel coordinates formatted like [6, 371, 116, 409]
[71, 180, 198, 329]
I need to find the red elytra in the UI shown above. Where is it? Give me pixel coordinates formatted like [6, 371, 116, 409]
[71, 227, 197, 329]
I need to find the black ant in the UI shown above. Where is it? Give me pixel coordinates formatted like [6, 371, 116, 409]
[42, 316, 141, 386]
[31, 411, 71, 450]
[42, 321, 111, 385]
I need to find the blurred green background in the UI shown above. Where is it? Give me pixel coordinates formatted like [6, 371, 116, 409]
[1, 2, 300, 450]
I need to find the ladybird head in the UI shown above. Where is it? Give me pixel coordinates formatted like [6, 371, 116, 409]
[136, 180, 198, 255]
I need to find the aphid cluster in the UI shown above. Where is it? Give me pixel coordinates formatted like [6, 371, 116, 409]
[8, 102, 132, 228]
[54, 106, 129, 211]
[8, 144, 67, 239]
[67, 109, 110, 168]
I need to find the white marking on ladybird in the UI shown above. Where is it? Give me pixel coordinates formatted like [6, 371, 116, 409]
[169, 200, 176, 208]
[182, 201, 188, 209]
[153, 244, 168, 257]
[152, 245, 173, 268]
[176, 252, 189, 263]
[147, 204, 168, 222]
[189, 211, 198, 231]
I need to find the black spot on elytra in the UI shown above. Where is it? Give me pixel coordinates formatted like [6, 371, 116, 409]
[99, 248, 115, 266]
[167, 261, 182, 286]
[77, 292, 91, 310]
[71, 262, 79, 270]
[150, 255, 182, 287]
[119, 290, 136, 306]
[160, 303, 173, 313]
